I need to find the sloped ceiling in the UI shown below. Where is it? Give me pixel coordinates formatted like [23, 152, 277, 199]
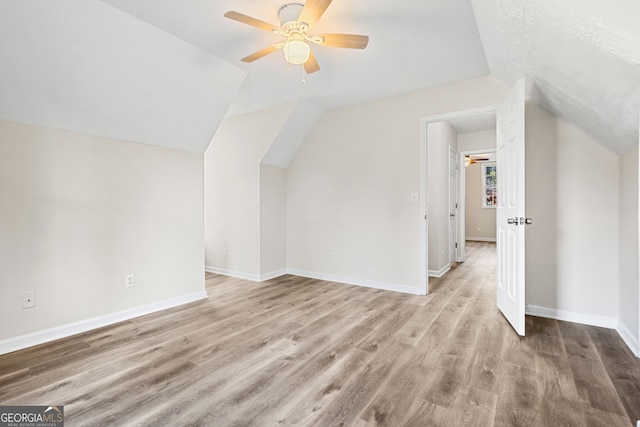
[102, 0, 490, 118]
[0, 0, 246, 153]
[261, 100, 326, 168]
[1, 0, 637, 155]
[472, 0, 640, 154]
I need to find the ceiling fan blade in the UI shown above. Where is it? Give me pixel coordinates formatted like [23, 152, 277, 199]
[297, 0, 332, 29]
[224, 11, 280, 33]
[317, 33, 369, 49]
[304, 51, 320, 74]
[241, 45, 278, 63]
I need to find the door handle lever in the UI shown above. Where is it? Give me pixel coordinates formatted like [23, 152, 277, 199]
[507, 217, 532, 225]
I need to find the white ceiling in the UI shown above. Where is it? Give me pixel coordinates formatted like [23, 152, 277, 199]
[449, 112, 497, 134]
[0, 0, 638, 155]
[472, 0, 640, 154]
[0, 0, 246, 153]
[103, 0, 490, 118]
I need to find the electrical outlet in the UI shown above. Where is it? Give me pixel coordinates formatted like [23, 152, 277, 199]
[331, 251, 337, 261]
[223, 247, 228, 257]
[22, 291, 36, 309]
[125, 274, 135, 288]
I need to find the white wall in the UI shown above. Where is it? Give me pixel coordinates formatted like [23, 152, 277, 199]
[525, 104, 620, 325]
[555, 119, 619, 321]
[465, 162, 496, 241]
[427, 122, 458, 274]
[260, 165, 287, 278]
[286, 76, 509, 291]
[458, 129, 496, 153]
[204, 102, 296, 279]
[525, 104, 558, 312]
[618, 146, 639, 354]
[0, 119, 205, 349]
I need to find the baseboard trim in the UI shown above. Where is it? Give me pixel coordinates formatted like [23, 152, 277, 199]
[428, 265, 451, 278]
[466, 237, 496, 242]
[525, 304, 618, 329]
[205, 265, 261, 282]
[205, 266, 287, 282]
[260, 269, 288, 281]
[286, 269, 423, 295]
[0, 290, 208, 356]
[616, 320, 640, 357]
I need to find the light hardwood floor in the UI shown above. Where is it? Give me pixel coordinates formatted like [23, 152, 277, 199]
[1, 242, 639, 426]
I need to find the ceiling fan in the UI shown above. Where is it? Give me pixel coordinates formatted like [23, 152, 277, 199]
[224, 0, 369, 74]
[465, 154, 493, 166]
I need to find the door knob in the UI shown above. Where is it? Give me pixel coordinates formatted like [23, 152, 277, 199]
[507, 218, 517, 225]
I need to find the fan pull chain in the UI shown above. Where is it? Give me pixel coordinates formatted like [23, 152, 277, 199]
[301, 65, 306, 83]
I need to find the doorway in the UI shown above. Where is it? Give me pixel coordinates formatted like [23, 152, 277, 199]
[458, 149, 497, 263]
[419, 106, 497, 295]
[421, 80, 534, 337]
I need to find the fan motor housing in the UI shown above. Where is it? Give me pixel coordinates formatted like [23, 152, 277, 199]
[279, 3, 304, 27]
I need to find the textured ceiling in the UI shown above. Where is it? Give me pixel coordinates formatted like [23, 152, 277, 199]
[472, 0, 640, 154]
[0, 0, 638, 155]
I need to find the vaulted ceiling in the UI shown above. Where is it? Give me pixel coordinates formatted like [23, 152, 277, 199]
[472, 0, 640, 154]
[0, 0, 638, 154]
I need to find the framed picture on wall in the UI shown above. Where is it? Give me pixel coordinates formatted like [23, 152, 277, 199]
[483, 162, 497, 208]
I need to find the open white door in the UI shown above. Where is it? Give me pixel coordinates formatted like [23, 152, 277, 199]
[496, 79, 527, 336]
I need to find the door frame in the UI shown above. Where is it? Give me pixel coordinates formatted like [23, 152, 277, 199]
[458, 148, 497, 263]
[419, 105, 498, 295]
[449, 146, 458, 264]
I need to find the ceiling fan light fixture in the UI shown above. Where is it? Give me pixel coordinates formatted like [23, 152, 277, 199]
[282, 39, 310, 64]
[225, 1, 369, 73]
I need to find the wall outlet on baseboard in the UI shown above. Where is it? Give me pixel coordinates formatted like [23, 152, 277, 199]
[331, 251, 337, 261]
[22, 291, 36, 309]
[125, 274, 135, 288]
[223, 247, 228, 257]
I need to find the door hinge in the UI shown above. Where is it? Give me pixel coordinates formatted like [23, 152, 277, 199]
[455, 242, 458, 248]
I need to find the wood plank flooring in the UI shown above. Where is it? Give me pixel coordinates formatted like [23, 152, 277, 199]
[1, 241, 639, 426]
